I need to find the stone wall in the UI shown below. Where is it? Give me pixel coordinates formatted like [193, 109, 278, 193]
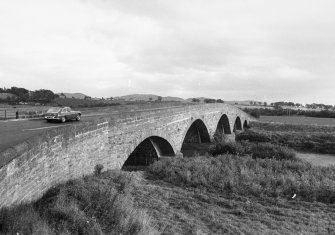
[0, 122, 109, 208]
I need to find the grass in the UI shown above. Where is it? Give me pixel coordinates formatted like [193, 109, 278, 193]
[148, 154, 335, 204]
[259, 115, 335, 126]
[1, 156, 335, 234]
[237, 122, 335, 154]
[210, 141, 297, 161]
[0, 170, 157, 235]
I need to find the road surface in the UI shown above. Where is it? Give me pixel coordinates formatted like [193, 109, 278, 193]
[0, 113, 108, 153]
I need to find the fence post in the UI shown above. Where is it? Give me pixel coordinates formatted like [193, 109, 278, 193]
[5, 110, 6, 119]
[16, 111, 19, 119]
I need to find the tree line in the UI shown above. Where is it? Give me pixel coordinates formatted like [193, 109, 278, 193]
[0, 87, 59, 103]
[244, 108, 335, 119]
[191, 98, 224, 103]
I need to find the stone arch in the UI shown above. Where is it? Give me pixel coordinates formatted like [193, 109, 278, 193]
[214, 114, 231, 141]
[180, 119, 211, 157]
[243, 120, 248, 129]
[122, 136, 175, 168]
[233, 116, 242, 132]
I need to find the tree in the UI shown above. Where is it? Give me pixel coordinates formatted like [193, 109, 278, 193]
[216, 99, 224, 103]
[157, 96, 162, 102]
[204, 98, 216, 103]
[192, 98, 200, 102]
[9, 87, 29, 101]
[264, 102, 267, 106]
[149, 97, 153, 102]
[31, 89, 57, 102]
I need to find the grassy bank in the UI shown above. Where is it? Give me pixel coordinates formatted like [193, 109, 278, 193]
[0, 170, 157, 235]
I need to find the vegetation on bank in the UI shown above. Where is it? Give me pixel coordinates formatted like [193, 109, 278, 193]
[149, 154, 335, 204]
[237, 122, 335, 154]
[244, 107, 335, 119]
[210, 141, 296, 161]
[0, 170, 157, 235]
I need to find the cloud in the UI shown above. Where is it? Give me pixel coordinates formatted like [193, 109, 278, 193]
[0, 0, 334, 104]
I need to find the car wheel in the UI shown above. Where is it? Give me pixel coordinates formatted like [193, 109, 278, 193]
[61, 117, 66, 123]
[76, 115, 81, 121]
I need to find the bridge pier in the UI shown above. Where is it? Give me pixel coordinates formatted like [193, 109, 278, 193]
[223, 133, 236, 143]
[175, 151, 183, 158]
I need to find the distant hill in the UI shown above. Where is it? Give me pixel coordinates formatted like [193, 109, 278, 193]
[114, 94, 185, 102]
[186, 98, 264, 105]
[225, 100, 264, 105]
[58, 93, 90, 99]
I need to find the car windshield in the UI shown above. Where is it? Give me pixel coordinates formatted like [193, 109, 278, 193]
[46, 107, 61, 113]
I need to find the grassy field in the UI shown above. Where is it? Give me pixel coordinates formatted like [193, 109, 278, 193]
[259, 115, 335, 126]
[240, 121, 335, 155]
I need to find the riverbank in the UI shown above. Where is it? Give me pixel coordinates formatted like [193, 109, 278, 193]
[296, 152, 335, 167]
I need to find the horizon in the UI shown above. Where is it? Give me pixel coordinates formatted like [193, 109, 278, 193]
[1, 0, 335, 104]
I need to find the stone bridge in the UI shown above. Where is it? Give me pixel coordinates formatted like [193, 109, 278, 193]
[0, 104, 250, 207]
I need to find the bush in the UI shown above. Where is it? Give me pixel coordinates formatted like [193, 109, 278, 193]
[249, 143, 296, 161]
[209, 142, 245, 156]
[94, 164, 104, 176]
[236, 130, 271, 142]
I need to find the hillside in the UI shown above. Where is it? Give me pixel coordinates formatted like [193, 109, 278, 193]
[57, 92, 90, 99]
[115, 94, 185, 102]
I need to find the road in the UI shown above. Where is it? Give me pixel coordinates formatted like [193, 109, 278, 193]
[0, 113, 108, 153]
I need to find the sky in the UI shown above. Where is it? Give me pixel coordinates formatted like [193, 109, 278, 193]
[1, 0, 335, 104]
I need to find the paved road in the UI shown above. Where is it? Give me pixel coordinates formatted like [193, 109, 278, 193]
[0, 114, 107, 153]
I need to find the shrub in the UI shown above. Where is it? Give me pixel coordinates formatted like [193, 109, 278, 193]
[249, 143, 296, 161]
[209, 142, 245, 156]
[94, 164, 104, 176]
[236, 130, 271, 142]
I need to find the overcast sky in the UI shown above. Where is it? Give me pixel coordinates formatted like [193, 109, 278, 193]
[1, 0, 334, 104]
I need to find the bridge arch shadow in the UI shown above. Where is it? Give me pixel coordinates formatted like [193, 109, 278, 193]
[243, 120, 248, 129]
[181, 119, 211, 157]
[122, 136, 175, 171]
[233, 116, 242, 132]
[214, 114, 231, 142]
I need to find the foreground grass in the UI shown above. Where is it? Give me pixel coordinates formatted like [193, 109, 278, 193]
[1, 159, 335, 234]
[0, 171, 157, 235]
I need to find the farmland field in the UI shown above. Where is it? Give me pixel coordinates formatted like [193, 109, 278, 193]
[259, 115, 335, 126]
